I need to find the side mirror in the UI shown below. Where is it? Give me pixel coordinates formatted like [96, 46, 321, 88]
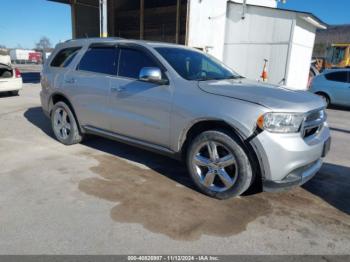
[139, 67, 168, 85]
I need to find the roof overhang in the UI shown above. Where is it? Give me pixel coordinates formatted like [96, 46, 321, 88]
[229, 1, 327, 30]
[298, 14, 327, 30]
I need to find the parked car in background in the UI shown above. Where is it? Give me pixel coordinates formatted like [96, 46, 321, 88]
[0, 63, 22, 96]
[310, 69, 350, 107]
[41, 38, 331, 199]
[0, 55, 11, 66]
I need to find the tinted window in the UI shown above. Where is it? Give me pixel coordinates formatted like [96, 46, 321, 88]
[51, 47, 81, 68]
[325, 71, 349, 83]
[78, 46, 118, 75]
[118, 48, 158, 79]
[156, 47, 240, 81]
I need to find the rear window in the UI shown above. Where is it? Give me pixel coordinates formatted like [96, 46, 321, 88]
[325, 71, 349, 83]
[77, 46, 118, 75]
[50, 47, 81, 68]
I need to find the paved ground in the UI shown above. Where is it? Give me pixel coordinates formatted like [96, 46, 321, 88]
[0, 84, 349, 255]
[15, 64, 42, 83]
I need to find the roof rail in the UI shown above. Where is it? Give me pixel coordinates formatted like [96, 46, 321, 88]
[64, 37, 125, 43]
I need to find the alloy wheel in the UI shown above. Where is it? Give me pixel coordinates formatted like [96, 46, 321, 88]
[191, 141, 238, 192]
[53, 107, 71, 140]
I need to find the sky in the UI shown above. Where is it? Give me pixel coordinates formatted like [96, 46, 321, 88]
[278, 0, 349, 25]
[0, 0, 72, 49]
[0, 0, 349, 49]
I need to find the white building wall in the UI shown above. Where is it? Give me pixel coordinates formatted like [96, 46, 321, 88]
[187, 0, 277, 60]
[224, 4, 294, 84]
[188, 1, 319, 90]
[286, 18, 316, 90]
[232, 0, 277, 8]
[187, 0, 228, 60]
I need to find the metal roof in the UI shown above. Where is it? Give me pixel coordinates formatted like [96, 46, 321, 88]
[48, 0, 327, 29]
[229, 0, 327, 29]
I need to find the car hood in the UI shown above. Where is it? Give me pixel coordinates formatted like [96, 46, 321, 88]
[198, 78, 325, 112]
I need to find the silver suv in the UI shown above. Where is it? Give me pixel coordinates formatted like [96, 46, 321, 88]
[40, 38, 331, 199]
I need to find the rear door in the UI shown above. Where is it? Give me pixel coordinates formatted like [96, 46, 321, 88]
[324, 71, 350, 106]
[108, 45, 172, 147]
[71, 44, 118, 130]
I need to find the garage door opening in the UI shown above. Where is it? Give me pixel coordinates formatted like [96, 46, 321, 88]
[111, 0, 188, 44]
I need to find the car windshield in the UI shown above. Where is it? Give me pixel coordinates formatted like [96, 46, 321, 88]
[155, 47, 242, 81]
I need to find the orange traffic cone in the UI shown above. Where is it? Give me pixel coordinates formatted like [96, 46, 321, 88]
[261, 59, 268, 82]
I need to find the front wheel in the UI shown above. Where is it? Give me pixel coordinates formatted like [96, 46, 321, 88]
[186, 130, 253, 199]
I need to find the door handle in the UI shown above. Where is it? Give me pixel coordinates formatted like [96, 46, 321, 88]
[111, 86, 125, 92]
[65, 78, 76, 84]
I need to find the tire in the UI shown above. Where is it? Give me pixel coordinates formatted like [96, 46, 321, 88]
[317, 93, 330, 107]
[51, 101, 83, 145]
[11, 90, 19, 96]
[186, 129, 253, 199]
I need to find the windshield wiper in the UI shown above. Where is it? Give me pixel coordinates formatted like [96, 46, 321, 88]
[197, 77, 219, 81]
[225, 75, 244, 80]
[197, 75, 244, 81]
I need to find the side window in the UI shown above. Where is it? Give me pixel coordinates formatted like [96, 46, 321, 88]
[325, 71, 349, 83]
[51, 47, 81, 68]
[118, 48, 158, 79]
[77, 46, 118, 75]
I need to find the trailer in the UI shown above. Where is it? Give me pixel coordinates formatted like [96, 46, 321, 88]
[9, 49, 42, 64]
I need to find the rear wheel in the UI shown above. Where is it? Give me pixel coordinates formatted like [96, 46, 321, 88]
[51, 101, 83, 145]
[186, 130, 253, 199]
[10, 90, 19, 96]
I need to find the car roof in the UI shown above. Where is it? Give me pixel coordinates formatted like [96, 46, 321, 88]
[323, 68, 350, 74]
[56, 37, 188, 50]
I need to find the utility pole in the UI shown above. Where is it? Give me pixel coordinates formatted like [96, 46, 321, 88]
[99, 0, 108, 38]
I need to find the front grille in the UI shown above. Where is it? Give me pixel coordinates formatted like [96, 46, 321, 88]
[302, 109, 326, 138]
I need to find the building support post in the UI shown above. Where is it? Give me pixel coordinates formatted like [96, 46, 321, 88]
[71, 0, 77, 38]
[100, 0, 108, 38]
[175, 0, 181, 43]
[140, 0, 144, 40]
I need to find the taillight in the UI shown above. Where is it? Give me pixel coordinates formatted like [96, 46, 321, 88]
[15, 68, 21, 78]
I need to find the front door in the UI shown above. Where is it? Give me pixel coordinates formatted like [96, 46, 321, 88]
[108, 46, 172, 148]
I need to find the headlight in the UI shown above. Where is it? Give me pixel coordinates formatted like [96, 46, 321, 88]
[257, 112, 305, 133]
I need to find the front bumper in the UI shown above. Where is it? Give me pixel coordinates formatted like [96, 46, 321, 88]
[263, 159, 322, 192]
[251, 123, 331, 191]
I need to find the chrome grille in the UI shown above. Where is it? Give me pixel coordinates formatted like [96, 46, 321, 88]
[302, 109, 326, 138]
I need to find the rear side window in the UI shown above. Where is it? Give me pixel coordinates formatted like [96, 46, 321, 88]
[325, 71, 349, 83]
[118, 48, 158, 79]
[51, 47, 81, 68]
[77, 46, 118, 75]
